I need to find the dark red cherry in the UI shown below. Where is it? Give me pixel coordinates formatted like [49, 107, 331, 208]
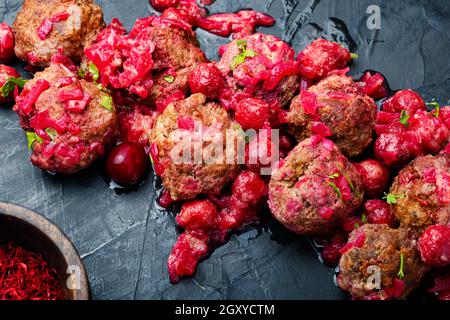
[106, 143, 150, 186]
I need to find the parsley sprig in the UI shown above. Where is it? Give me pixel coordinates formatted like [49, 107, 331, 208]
[230, 40, 257, 70]
[89, 63, 100, 82]
[399, 110, 410, 126]
[383, 192, 405, 205]
[45, 128, 57, 140]
[101, 95, 114, 112]
[327, 173, 342, 198]
[427, 101, 440, 118]
[164, 75, 175, 83]
[1, 77, 27, 98]
[26, 132, 42, 150]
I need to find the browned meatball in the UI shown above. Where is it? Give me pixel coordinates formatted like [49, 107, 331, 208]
[13, 0, 105, 67]
[390, 154, 450, 231]
[338, 224, 428, 300]
[13, 61, 118, 174]
[287, 75, 376, 157]
[145, 24, 207, 106]
[218, 33, 299, 110]
[149, 93, 241, 201]
[268, 136, 364, 235]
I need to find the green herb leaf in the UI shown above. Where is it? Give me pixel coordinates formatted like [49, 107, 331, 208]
[100, 95, 114, 112]
[361, 213, 367, 224]
[77, 68, 86, 78]
[329, 173, 340, 179]
[397, 253, 405, 280]
[427, 101, 440, 118]
[1, 77, 27, 98]
[236, 39, 247, 49]
[230, 40, 257, 70]
[26, 132, 42, 150]
[354, 223, 360, 229]
[328, 181, 342, 198]
[97, 83, 110, 93]
[45, 128, 57, 140]
[89, 63, 100, 82]
[399, 110, 410, 126]
[164, 75, 175, 83]
[383, 192, 405, 205]
[350, 53, 359, 59]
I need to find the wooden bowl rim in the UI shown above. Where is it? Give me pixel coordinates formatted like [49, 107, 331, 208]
[0, 201, 90, 300]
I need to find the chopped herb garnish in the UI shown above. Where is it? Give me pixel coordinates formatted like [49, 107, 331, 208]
[164, 75, 175, 83]
[329, 173, 340, 179]
[100, 95, 114, 111]
[89, 63, 100, 82]
[97, 83, 110, 93]
[26, 132, 42, 150]
[350, 53, 359, 59]
[361, 213, 367, 224]
[230, 40, 257, 70]
[397, 253, 405, 279]
[427, 101, 440, 118]
[399, 110, 410, 126]
[1, 77, 27, 98]
[328, 181, 342, 198]
[45, 128, 57, 140]
[236, 39, 247, 49]
[77, 68, 86, 78]
[354, 223, 360, 229]
[383, 192, 405, 205]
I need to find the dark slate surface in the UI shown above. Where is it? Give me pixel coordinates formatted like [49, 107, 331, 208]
[0, 0, 449, 300]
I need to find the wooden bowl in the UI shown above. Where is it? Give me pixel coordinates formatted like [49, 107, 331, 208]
[0, 201, 90, 300]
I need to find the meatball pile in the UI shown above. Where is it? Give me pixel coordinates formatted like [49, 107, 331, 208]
[2, 0, 450, 299]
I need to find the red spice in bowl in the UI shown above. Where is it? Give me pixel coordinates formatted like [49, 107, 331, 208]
[0, 242, 65, 300]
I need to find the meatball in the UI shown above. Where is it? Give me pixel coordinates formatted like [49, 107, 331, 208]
[389, 154, 450, 231]
[145, 21, 207, 106]
[13, 0, 105, 67]
[84, 16, 207, 106]
[13, 57, 118, 174]
[218, 33, 299, 111]
[338, 224, 428, 300]
[287, 75, 377, 157]
[268, 136, 364, 235]
[149, 93, 241, 200]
